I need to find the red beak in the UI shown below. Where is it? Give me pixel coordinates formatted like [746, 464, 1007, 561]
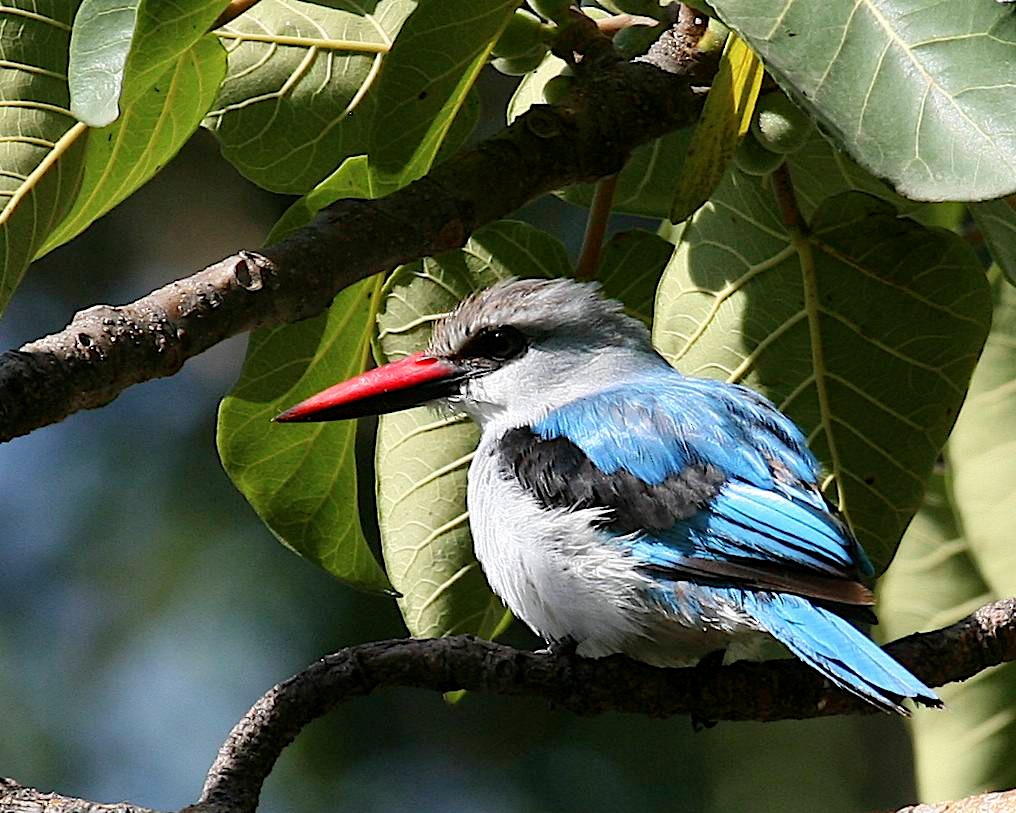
[274, 352, 464, 423]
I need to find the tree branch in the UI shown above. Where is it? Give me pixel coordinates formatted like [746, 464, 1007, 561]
[0, 15, 712, 444]
[3, 598, 1015, 813]
[193, 597, 1016, 811]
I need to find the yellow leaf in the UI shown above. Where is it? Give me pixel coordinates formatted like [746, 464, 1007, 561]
[669, 34, 763, 223]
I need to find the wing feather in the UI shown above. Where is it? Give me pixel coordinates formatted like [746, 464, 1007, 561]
[504, 376, 874, 601]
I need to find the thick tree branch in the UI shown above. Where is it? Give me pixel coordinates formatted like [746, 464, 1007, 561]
[3, 598, 1015, 813]
[0, 16, 712, 444]
[193, 597, 1016, 812]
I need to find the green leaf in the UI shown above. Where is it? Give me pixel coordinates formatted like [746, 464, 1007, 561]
[374, 220, 569, 638]
[785, 128, 915, 219]
[203, 0, 415, 194]
[506, 51, 694, 218]
[882, 273, 1016, 802]
[217, 156, 392, 593]
[39, 35, 227, 255]
[218, 276, 390, 593]
[653, 180, 991, 571]
[598, 228, 672, 324]
[970, 200, 1016, 288]
[69, 0, 227, 127]
[879, 466, 1016, 802]
[366, 0, 520, 193]
[267, 155, 373, 241]
[670, 33, 763, 223]
[709, 0, 1016, 201]
[949, 271, 1016, 596]
[0, 2, 88, 317]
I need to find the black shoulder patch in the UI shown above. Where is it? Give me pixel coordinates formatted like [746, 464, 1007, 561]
[499, 427, 724, 534]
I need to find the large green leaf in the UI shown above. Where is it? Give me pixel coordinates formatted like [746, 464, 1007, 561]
[68, 0, 226, 126]
[203, 0, 416, 193]
[785, 128, 915, 219]
[709, 0, 1016, 201]
[879, 467, 1016, 802]
[599, 228, 672, 324]
[217, 157, 391, 593]
[0, 1, 87, 316]
[970, 200, 1016, 288]
[653, 180, 991, 571]
[218, 275, 390, 593]
[40, 36, 227, 255]
[949, 271, 1016, 596]
[374, 221, 570, 638]
[366, 0, 519, 193]
[506, 51, 694, 218]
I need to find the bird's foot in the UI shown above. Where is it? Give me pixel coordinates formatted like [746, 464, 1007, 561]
[539, 637, 581, 708]
[690, 648, 726, 732]
[539, 636, 578, 658]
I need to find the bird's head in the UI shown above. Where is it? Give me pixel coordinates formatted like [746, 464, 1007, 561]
[275, 277, 662, 427]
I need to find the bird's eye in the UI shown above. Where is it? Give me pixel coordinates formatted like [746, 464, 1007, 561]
[461, 326, 528, 362]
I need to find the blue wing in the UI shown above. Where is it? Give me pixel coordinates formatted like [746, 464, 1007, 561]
[531, 374, 873, 580]
[522, 373, 942, 710]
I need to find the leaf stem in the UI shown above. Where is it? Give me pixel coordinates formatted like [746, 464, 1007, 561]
[575, 174, 618, 281]
[771, 162, 803, 231]
[214, 31, 390, 53]
[211, 0, 262, 30]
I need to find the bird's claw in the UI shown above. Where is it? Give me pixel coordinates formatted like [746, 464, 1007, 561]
[689, 648, 726, 732]
[539, 636, 578, 657]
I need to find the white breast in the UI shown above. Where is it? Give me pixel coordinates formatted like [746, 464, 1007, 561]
[466, 429, 768, 666]
[468, 431, 654, 655]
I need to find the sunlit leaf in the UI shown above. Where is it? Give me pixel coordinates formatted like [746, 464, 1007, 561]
[949, 271, 1016, 596]
[366, 0, 519, 193]
[0, 1, 87, 317]
[204, 0, 415, 193]
[709, 0, 1016, 201]
[670, 33, 762, 223]
[879, 464, 1016, 802]
[217, 156, 391, 593]
[374, 220, 570, 637]
[69, 0, 226, 126]
[41, 36, 227, 255]
[654, 179, 991, 571]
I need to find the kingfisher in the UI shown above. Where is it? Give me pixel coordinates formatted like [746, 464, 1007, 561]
[276, 277, 940, 714]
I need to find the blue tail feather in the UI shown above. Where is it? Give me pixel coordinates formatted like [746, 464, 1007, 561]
[740, 592, 941, 714]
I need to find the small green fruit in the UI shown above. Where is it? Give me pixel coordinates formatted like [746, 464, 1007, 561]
[612, 23, 662, 58]
[542, 74, 574, 104]
[492, 9, 550, 59]
[492, 50, 547, 76]
[734, 131, 785, 176]
[751, 92, 812, 155]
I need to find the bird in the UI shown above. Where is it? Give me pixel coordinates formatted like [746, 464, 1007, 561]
[276, 277, 940, 714]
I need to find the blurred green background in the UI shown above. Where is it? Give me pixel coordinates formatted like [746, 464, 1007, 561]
[0, 73, 923, 813]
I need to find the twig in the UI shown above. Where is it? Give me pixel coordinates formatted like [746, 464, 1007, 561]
[575, 174, 619, 280]
[596, 13, 659, 36]
[897, 789, 1016, 813]
[0, 778, 162, 813]
[0, 14, 711, 444]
